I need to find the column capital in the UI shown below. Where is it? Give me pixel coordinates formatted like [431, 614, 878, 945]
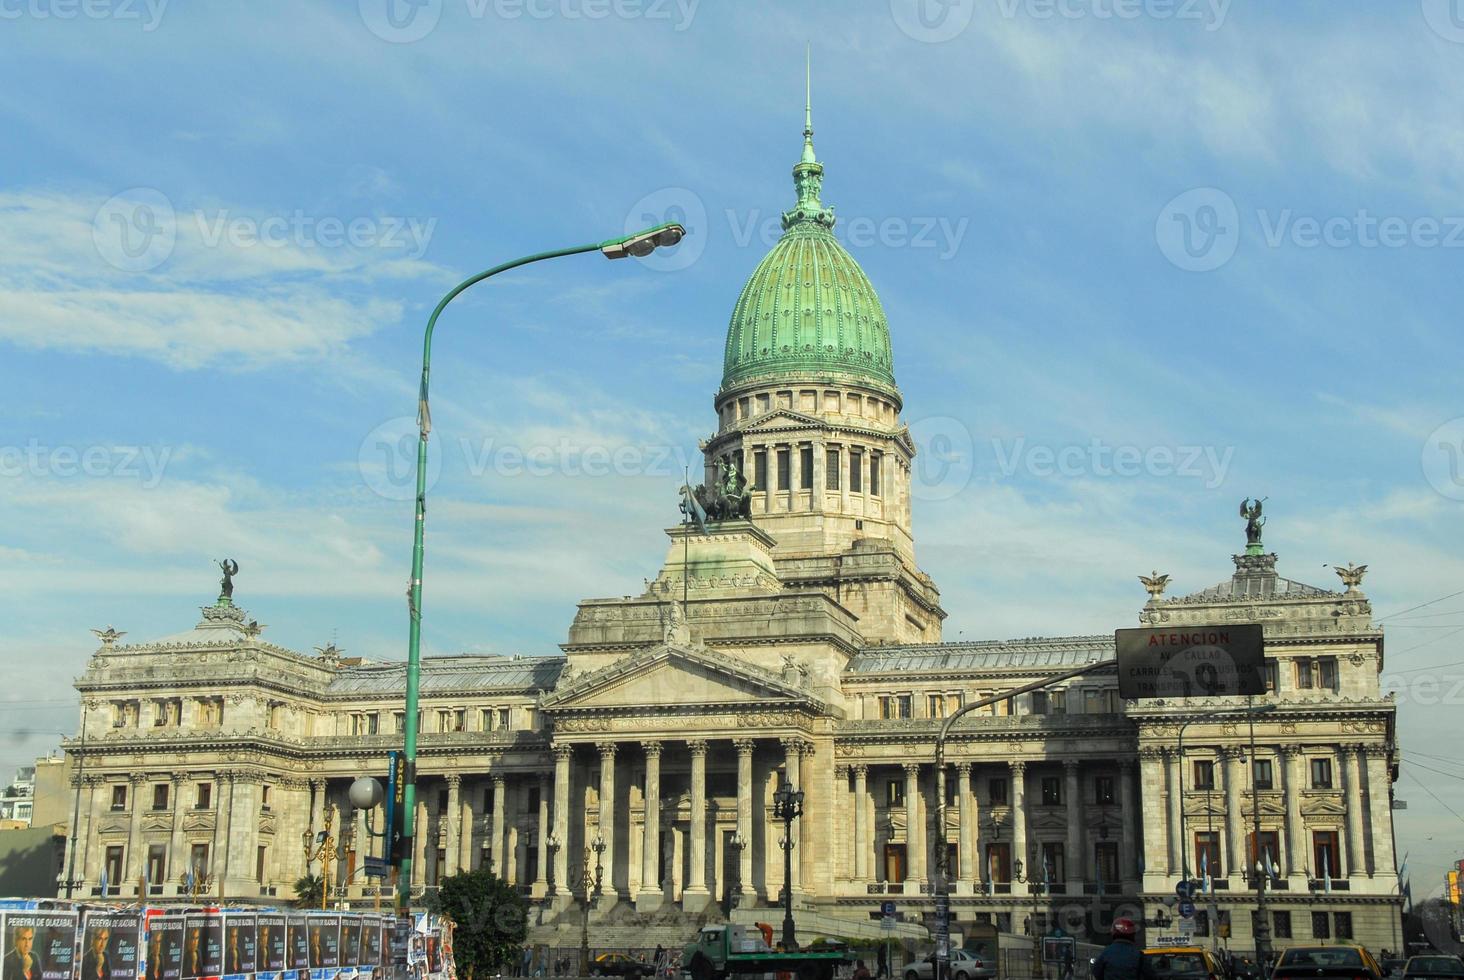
[1343, 741, 1367, 757]
[445, 773, 462, 789]
[644, 741, 663, 759]
[779, 736, 803, 755]
[1218, 745, 1245, 761]
[733, 738, 755, 756]
[1062, 759, 1080, 774]
[128, 772, 147, 786]
[553, 743, 574, 762]
[1010, 760, 1027, 775]
[955, 761, 972, 780]
[171, 771, 188, 785]
[687, 739, 709, 757]
[538, 770, 551, 787]
[596, 741, 618, 759]
[492, 771, 506, 787]
[835, 765, 850, 778]
[852, 763, 869, 778]
[1278, 744, 1303, 759]
[309, 777, 325, 791]
[902, 762, 921, 777]
[1137, 746, 1164, 762]
[1118, 758, 1135, 773]
[1363, 743, 1391, 759]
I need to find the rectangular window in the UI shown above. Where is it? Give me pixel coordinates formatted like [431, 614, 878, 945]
[1273, 911, 1292, 939]
[1247, 831, 1281, 878]
[104, 846, 124, 892]
[1193, 760, 1216, 791]
[483, 787, 495, 814]
[989, 778, 1009, 806]
[870, 452, 882, 497]
[1195, 832, 1222, 878]
[1313, 830, 1341, 879]
[1094, 842, 1119, 886]
[826, 448, 840, 490]
[1311, 911, 1330, 940]
[1094, 776, 1115, 805]
[1333, 912, 1353, 939]
[1296, 659, 1314, 689]
[148, 845, 167, 887]
[196, 782, 212, 810]
[754, 450, 767, 491]
[776, 448, 790, 491]
[1041, 777, 1061, 806]
[986, 843, 1011, 883]
[527, 787, 540, 813]
[1031, 691, 1049, 715]
[800, 445, 813, 490]
[452, 709, 465, 732]
[1311, 757, 1334, 789]
[927, 694, 946, 719]
[1039, 842, 1065, 883]
[1264, 661, 1278, 693]
[190, 842, 209, 875]
[1318, 657, 1338, 691]
[261, 785, 272, 809]
[886, 779, 905, 806]
[1193, 911, 1210, 938]
[393, 711, 405, 733]
[1253, 758, 1274, 790]
[111, 785, 128, 811]
[850, 449, 863, 492]
[153, 784, 170, 810]
[497, 708, 511, 730]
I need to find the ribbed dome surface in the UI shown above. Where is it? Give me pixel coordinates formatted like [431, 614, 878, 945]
[722, 221, 897, 397]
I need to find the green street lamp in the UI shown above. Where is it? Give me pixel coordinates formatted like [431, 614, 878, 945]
[394, 222, 688, 912]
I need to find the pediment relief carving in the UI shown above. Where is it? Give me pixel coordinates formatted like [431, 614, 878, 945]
[182, 812, 216, 833]
[97, 816, 130, 836]
[1300, 797, 1347, 818]
[544, 645, 820, 714]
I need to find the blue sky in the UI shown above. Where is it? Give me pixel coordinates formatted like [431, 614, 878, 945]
[2, 0, 1463, 896]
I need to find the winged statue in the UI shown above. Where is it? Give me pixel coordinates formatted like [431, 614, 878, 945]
[1138, 571, 1170, 599]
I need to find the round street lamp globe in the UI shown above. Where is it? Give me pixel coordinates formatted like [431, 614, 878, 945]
[349, 776, 385, 811]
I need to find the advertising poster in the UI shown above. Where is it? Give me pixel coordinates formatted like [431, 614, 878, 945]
[3, 911, 79, 980]
[359, 918, 382, 979]
[255, 915, 286, 980]
[222, 915, 257, 980]
[306, 916, 339, 980]
[339, 920, 360, 971]
[285, 916, 309, 980]
[423, 931, 439, 980]
[80, 910, 142, 980]
[144, 917, 184, 980]
[182, 913, 223, 980]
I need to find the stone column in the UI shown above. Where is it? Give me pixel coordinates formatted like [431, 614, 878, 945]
[1164, 749, 1183, 875]
[1137, 748, 1166, 890]
[812, 438, 825, 513]
[459, 781, 476, 875]
[799, 744, 816, 893]
[1010, 761, 1028, 894]
[596, 743, 616, 897]
[412, 796, 429, 886]
[638, 743, 662, 910]
[853, 765, 870, 882]
[1364, 745, 1397, 879]
[444, 775, 461, 876]
[310, 779, 325, 840]
[903, 763, 923, 885]
[1117, 760, 1137, 887]
[126, 773, 147, 888]
[735, 739, 754, 897]
[534, 772, 551, 896]
[1344, 744, 1367, 879]
[212, 773, 234, 889]
[780, 738, 801, 896]
[1222, 747, 1246, 880]
[685, 740, 709, 905]
[1280, 746, 1306, 884]
[168, 773, 187, 884]
[553, 745, 571, 895]
[957, 764, 973, 892]
[1063, 760, 1082, 889]
[491, 772, 507, 881]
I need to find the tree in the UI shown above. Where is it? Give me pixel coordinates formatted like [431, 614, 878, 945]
[293, 874, 324, 909]
[430, 870, 528, 980]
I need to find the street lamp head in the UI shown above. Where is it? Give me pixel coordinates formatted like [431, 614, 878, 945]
[348, 777, 385, 811]
[600, 222, 688, 260]
[1013, 858, 1024, 879]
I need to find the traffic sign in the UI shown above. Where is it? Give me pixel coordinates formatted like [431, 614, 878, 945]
[1177, 900, 1196, 919]
[364, 856, 388, 879]
[881, 900, 896, 917]
[1175, 880, 1196, 900]
[1115, 624, 1266, 699]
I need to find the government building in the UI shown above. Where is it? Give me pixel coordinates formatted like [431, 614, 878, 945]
[58, 114, 1402, 954]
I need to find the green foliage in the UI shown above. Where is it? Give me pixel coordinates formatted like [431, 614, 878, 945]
[430, 869, 528, 979]
[293, 874, 324, 909]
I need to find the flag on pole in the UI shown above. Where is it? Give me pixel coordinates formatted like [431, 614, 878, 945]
[1201, 851, 1210, 893]
[1322, 850, 1332, 893]
[99, 867, 109, 897]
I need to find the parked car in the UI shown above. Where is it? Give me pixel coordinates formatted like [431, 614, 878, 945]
[1403, 956, 1464, 979]
[591, 952, 651, 978]
[903, 949, 997, 980]
[1270, 945, 1384, 980]
[1382, 960, 1409, 979]
[1142, 947, 1224, 980]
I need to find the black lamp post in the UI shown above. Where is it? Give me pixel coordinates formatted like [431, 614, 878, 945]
[773, 779, 805, 950]
[591, 835, 606, 897]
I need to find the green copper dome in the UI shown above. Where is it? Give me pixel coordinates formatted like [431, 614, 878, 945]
[721, 103, 898, 399]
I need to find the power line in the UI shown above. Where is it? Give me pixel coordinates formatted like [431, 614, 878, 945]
[1401, 764, 1464, 827]
[1389, 627, 1464, 658]
[1377, 590, 1464, 623]
[1384, 658, 1464, 675]
[1403, 759, 1464, 783]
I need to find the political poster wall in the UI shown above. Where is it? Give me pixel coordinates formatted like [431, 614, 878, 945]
[306, 915, 339, 980]
[255, 914, 286, 980]
[222, 914, 257, 980]
[143, 916, 184, 980]
[2, 910, 80, 980]
[79, 909, 141, 980]
[182, 912, 223, 980]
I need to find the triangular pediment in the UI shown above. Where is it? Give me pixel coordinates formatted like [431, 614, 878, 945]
[1299, 796, 1347, 818]
[738, 408, 824, 432]
[542, 644, 823, 714]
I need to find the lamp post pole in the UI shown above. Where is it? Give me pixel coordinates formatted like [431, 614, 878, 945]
[773, 779, 804, 950]
[1248, 699, 1273, 968]
[393, 223, 686, 912]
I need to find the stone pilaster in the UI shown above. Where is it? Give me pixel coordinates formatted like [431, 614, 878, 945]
[1063, 760, 1082, 888]
[637, 743, 662, 911]
[444, 775, 461, 876]
[956, 763, 973, 893]
[1118, 760, 1138, 889]
[735, 739, 754, 898]
[1281, 746, 1307, 885]
[491, 772, 507, 881]
[552, 745, 571, 901]
[684, 740, 710, 907]
[1222, 746, 1246, 880]
[903, 763, 923, 885]
[853, 764, 869, 882]
[1364, 744, 1397, 879]
[1010, 761, 1028, 894]
[126, 773, 147, 890]
[533, 772, 550, 897]
[1344, 744, 1367, 879]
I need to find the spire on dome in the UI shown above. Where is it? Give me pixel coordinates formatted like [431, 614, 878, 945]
[801, 43, 816, 166]
[784, 44, 834, 231]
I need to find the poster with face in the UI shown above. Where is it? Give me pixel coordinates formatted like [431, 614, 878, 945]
[285, 916, 309, 979]
[144, 917, 184, 980]
[221, 915, 256, 979]
[337, 921, 360, 971]
[80, 910, 141, 980]
[3, 911, 79, 980]
[306, 916, 338, 977]
[182, 913, 223, 980]
[423, 933, 438, 977]
[360, 919, 382, 971]
[255, 915, 286, 980]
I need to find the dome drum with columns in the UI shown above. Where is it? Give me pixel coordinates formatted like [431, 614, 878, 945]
[54, 102, 1401, 955]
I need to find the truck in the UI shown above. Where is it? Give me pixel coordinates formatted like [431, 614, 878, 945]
[683, 924, 854, 980]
